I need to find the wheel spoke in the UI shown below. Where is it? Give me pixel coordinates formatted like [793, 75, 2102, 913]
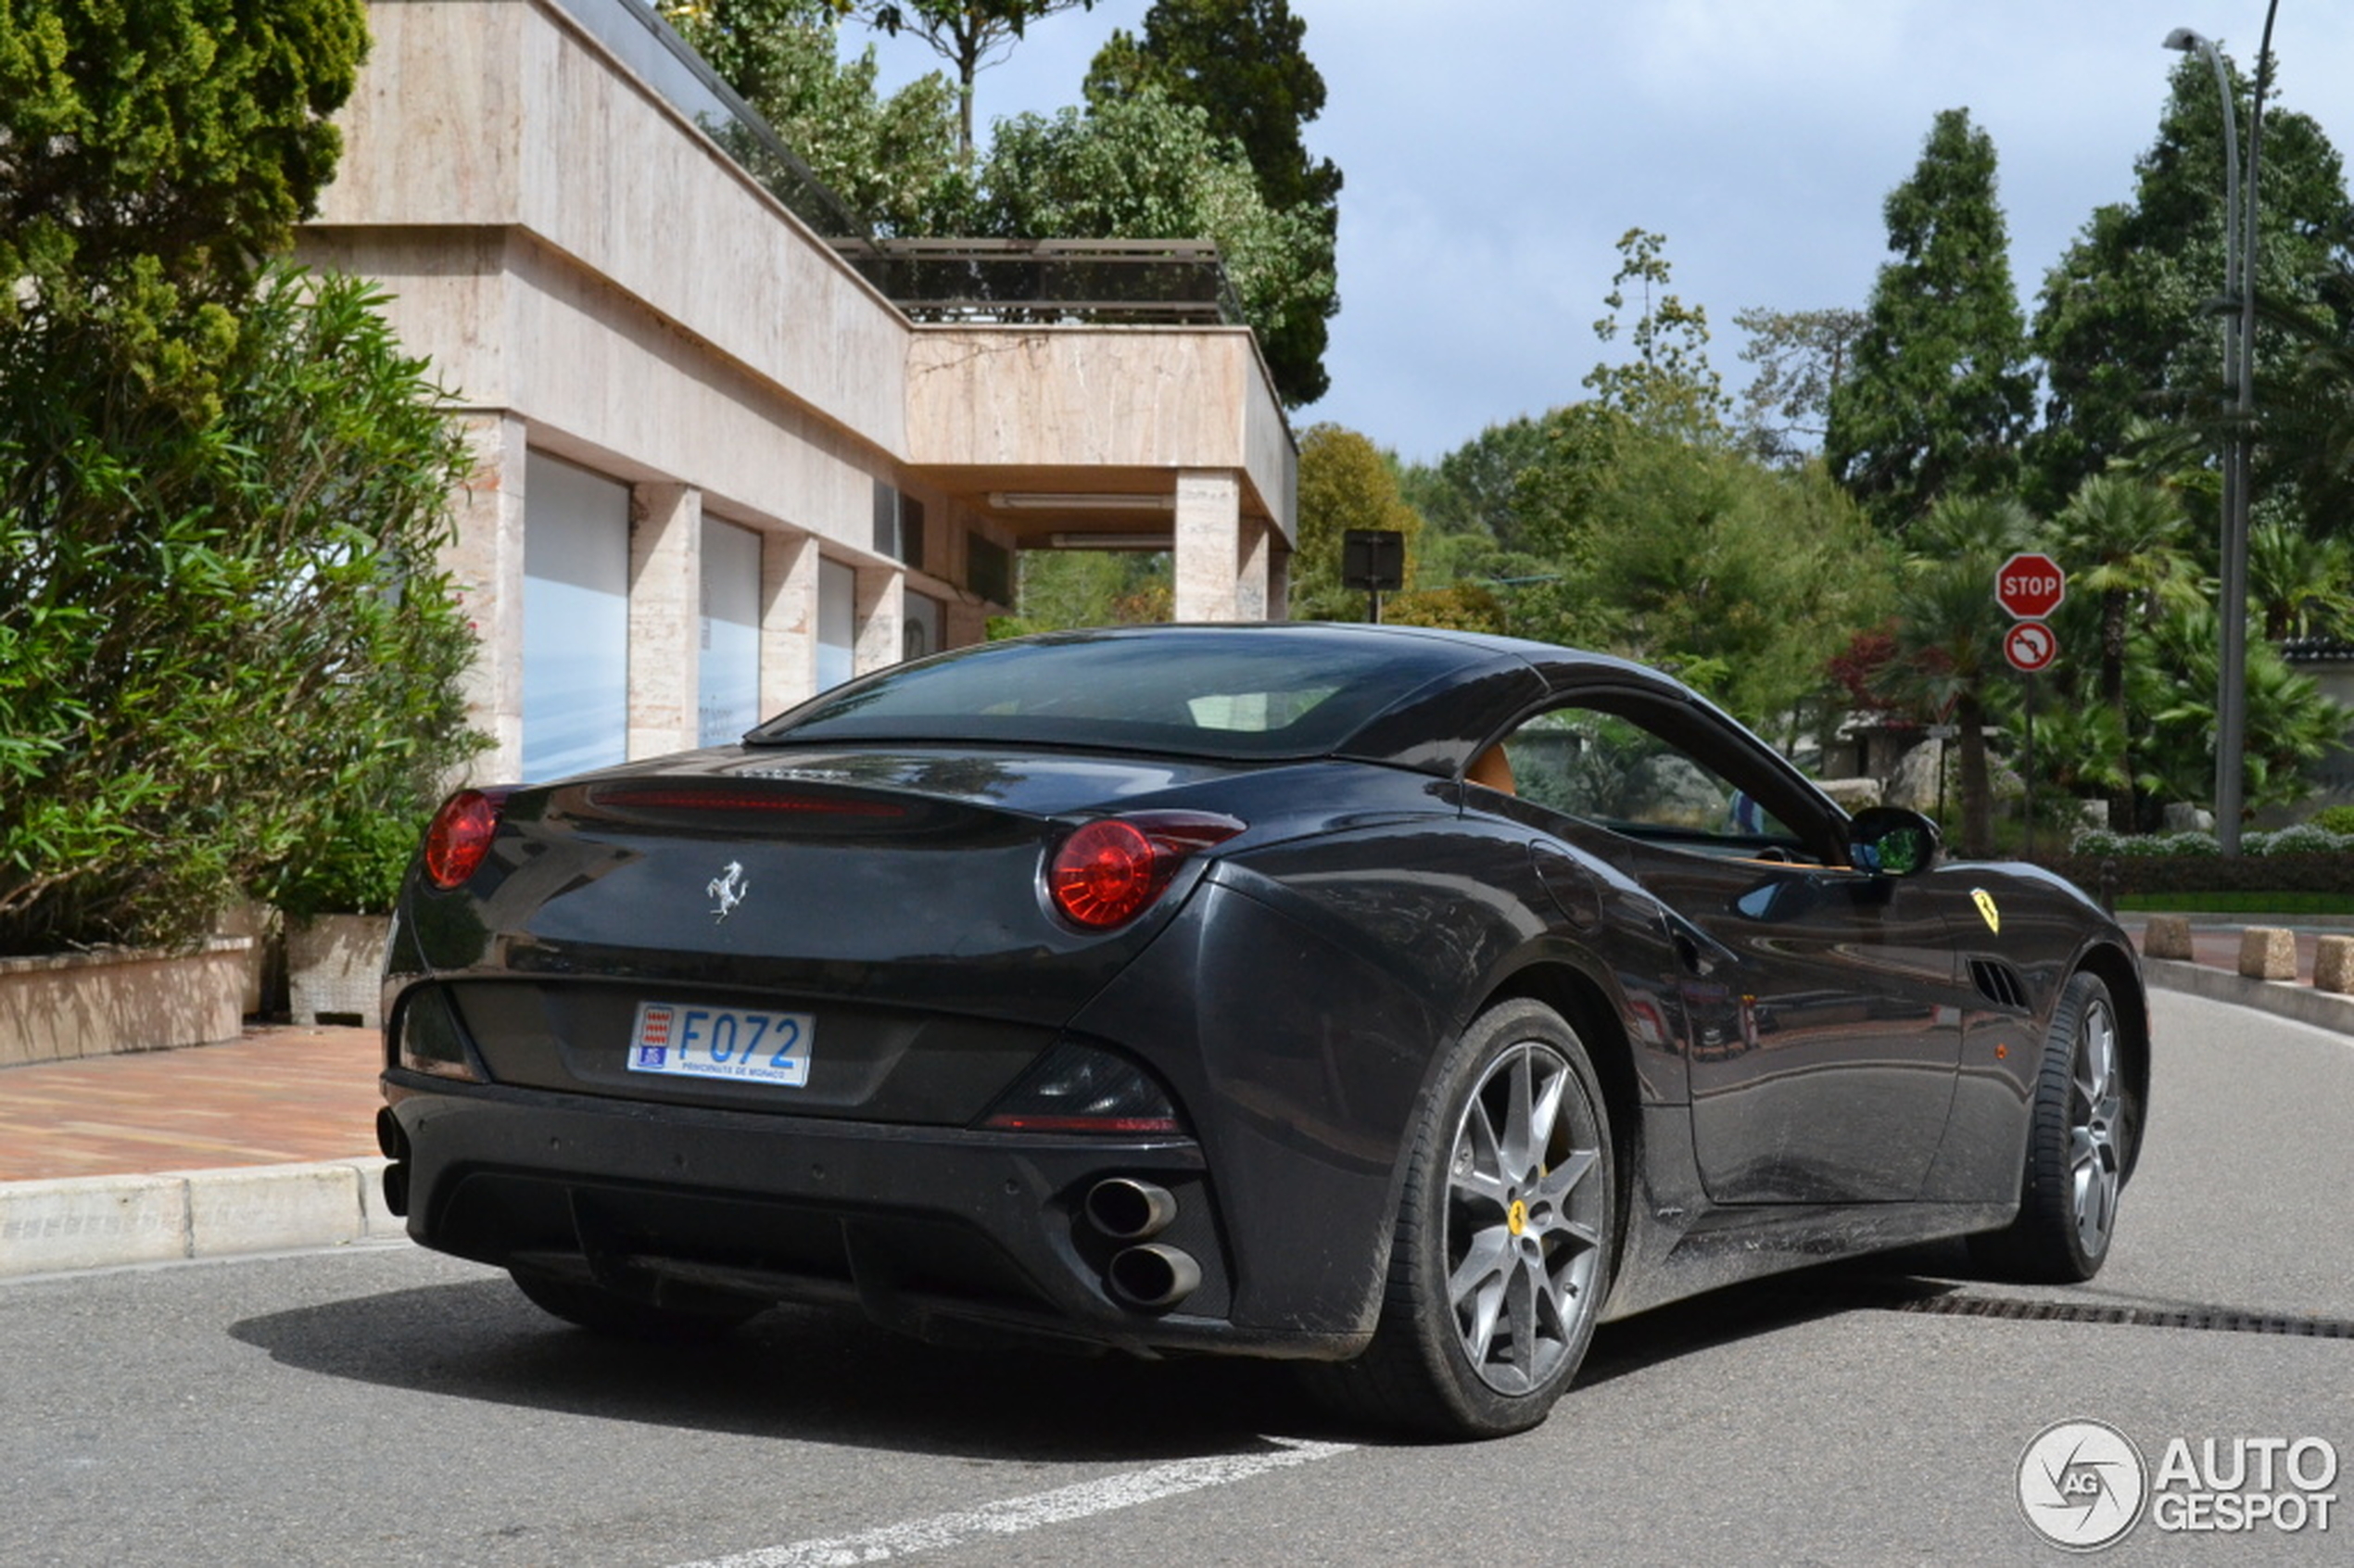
[1529, 1146, 1598, 1209]
[1500, 1051, 1537, 1176]
[1448, 1226, 1514, 1322]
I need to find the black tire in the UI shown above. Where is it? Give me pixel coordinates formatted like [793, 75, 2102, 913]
[509, 1267, 762, 1343]
[1968, 970, 2133, 1283]
[1304, 998, 1614, 1439]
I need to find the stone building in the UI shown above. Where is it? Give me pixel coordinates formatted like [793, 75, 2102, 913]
[299, 0, 1296, 784]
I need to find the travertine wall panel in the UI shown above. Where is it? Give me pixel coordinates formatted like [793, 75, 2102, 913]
[905, 328, 1291, 540]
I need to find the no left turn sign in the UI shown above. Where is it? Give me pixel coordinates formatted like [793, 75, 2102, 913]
[2004, 620, 2057, 674]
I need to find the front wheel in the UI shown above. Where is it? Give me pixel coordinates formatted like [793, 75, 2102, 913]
[1969, 970, 2133, 1283]
[1305, 998, 1614, 1439]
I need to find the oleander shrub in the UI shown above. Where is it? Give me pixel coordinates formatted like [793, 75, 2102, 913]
[0, 264, 480, 953]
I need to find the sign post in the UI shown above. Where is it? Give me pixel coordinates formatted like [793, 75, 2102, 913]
[1342, 529, 1406, 624]
[1995, 553, 2066, 858]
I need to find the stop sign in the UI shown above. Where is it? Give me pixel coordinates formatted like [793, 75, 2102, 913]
[1995, 552, 2066, 619]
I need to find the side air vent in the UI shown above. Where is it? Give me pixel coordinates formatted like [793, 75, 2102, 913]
[1969, 958, 2030, 1012]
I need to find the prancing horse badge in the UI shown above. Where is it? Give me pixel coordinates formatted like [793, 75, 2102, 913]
[707, 861, 749, 923]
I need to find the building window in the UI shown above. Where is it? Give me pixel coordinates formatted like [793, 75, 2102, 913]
[904, 589, 943, 662]
[700, 517, 763, 743]
[967, 531, 1011, 606]
[816, 557, 856, 691]
[522, 452, 629, 781]
[871, 482, 927, 574]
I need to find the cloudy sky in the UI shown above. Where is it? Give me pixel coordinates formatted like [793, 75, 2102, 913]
[844, 2, 2354, 465]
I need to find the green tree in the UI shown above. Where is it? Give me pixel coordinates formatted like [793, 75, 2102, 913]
[854, 0, 1095, 155]
[972, 87, 1335, 405]
[1401, 415, 1550, 550]
[1732, 305, 1865, 464]
[1826, 109, 2035, 532]
[1288, 424, 1424, 621]
[1082, 0, 1340, 403]
[2032, 53, 2354, 518]
[2246, 516, 2354, 640]
[669, 0, 964, 234]
[1877, 494, 2037, 854]
[0, 0, 369, 309]
[1513, 416, 1894, 734]
[1584, 228, 1728, 438]
[2136, 607, 2342, 817]
[2047, 474, 2197, 828]
[1, 266, 481, 950]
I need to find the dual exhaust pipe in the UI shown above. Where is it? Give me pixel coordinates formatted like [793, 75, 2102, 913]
[1083, 1177, 1199, 1310]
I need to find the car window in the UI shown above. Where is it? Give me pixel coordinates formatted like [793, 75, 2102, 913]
[1496, 707, 1805, 854]
[746, 628, 1480, 761]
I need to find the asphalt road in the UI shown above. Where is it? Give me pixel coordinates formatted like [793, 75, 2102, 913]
[5, 989, 2350, 1568]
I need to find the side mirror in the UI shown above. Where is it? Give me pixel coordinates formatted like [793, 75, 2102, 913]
[1848, 806, 1941, 877]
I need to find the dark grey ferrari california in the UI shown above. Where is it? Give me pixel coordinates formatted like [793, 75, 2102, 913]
[377, 622, 2145, 1438]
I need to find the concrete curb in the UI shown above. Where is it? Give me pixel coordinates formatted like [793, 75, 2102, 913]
[0, 1157, 403, 1281]
[2141, 956, 2354, 1034]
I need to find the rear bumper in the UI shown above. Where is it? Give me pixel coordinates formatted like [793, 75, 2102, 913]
[381, 1070, 1367, 1360]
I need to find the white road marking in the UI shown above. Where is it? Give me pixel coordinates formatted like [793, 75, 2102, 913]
[668, 1435, 1356, 1568]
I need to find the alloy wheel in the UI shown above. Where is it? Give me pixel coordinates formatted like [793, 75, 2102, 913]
[1444, 1041, 1607, 1395]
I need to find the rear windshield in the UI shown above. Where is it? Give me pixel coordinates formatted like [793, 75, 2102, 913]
[746, 629, 1484, 760]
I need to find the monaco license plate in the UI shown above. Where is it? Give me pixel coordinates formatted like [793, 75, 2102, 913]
[626, 1001, 813, 1087]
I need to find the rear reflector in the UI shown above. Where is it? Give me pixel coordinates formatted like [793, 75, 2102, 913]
[1047, 811, 1245, 929]
[980, 1040, 1183, 1135]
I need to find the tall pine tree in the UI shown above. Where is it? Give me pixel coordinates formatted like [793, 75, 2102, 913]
[1825, 107, 2033, 532]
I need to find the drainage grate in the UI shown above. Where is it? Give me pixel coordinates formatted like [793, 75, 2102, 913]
[1882, 1292, 2354, 1339]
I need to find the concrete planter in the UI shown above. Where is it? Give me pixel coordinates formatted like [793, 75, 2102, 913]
[0, 939, 253, 1067]
[285, 914, 392, 1028]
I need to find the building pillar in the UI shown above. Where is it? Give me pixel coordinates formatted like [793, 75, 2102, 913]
[853, 563, 905, 676]
[626, 481, 701, 759]
[761, 528, 819, 715]
[1236, 515, 1271, 623]
[1267, 542, 1293, 623]
[442, 412, 528, 782]
[1173, 469, 1243, 622]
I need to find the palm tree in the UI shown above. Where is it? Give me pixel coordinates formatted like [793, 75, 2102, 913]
[2048, 474, 2196, 828]
[1877, 494, 2035, 855]
[2246, 517, 2354, 641]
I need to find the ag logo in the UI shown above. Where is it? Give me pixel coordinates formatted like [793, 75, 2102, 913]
[2019, 1419, 2147, 1550]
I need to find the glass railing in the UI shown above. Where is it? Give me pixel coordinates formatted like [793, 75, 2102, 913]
[552, 0, 866, 236]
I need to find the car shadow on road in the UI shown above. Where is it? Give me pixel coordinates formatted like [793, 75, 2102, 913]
[231, 1274, 1331, 1462]
[230, 1260, 1969, 1460]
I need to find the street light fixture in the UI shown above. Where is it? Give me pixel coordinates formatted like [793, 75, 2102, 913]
[2165, 8, 2277, 854]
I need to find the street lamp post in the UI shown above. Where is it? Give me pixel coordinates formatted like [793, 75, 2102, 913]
[2166, 6, 2278, 855]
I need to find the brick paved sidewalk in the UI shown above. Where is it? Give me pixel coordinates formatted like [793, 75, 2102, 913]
[0, 1024, 380, 1182]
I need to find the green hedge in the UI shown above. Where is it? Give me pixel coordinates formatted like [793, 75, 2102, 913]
[2037, 854, 2354, 901]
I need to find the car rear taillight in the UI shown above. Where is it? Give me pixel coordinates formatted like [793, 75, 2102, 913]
[423, 789, 511, 890]
[1047, 811, 1245, 929]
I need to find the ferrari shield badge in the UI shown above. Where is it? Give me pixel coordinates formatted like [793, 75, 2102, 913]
[1971, 888, 2000, 934]
[707, 860, 750, 923]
